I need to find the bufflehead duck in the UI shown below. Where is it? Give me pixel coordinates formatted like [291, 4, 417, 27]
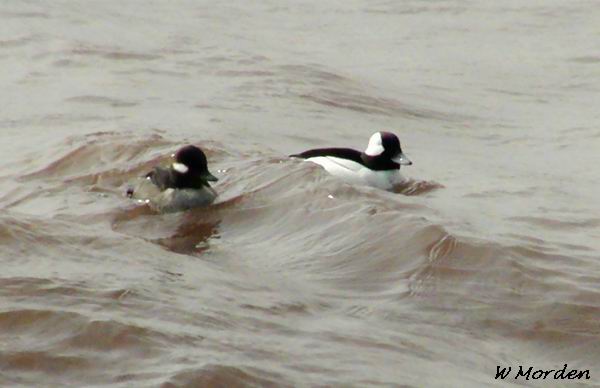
[291, 131, 412, 190]
[127, 145, 218, 212]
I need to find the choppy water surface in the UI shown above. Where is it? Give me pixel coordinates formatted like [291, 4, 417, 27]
[2, 1, 600, 387]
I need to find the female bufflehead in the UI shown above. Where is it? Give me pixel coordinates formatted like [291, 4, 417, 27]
[291, 131, 412, 191]
[127, 145, 218, 212]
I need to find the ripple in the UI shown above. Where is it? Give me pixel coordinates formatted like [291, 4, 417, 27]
[0, 35, 37, 48]
[66, 95, 138, 108]
[70, 47, 162, 61]
[394, 179, 444, 196]
[0, 351, 89, 374]
[570, 56, 600, 64]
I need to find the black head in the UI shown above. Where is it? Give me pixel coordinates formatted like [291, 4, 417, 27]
[171, 145, 218, 187]
[363, 131, 412, 168]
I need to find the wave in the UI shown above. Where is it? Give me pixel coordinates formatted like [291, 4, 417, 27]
[163, 364, 287, 388]
[2, 132, 600, 386]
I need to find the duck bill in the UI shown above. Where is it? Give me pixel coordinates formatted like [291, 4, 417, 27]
[392, 153, 412, 166]
[201, 171, 218, 182]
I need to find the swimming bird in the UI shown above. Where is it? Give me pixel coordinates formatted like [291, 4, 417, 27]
[291, 131, 412, 190]
[127, 145, 218, 212]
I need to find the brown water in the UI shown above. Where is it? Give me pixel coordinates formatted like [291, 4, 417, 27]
[2, 1, 600, 387]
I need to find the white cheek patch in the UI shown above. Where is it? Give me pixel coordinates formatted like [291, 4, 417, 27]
[364, 132, 384, 156]
[172, 162, 189, 174]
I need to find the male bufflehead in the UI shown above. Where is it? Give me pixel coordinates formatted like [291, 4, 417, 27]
[127, 145, 218, 212]
[291, 131, 412, 191]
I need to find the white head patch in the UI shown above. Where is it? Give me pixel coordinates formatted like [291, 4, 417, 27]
[172, 162, 189, 174]
[364, 132, 384, 156]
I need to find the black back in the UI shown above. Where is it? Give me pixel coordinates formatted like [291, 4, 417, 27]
[292, 148, 363, 164]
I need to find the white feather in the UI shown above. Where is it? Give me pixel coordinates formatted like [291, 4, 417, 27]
[364, 132, 384, 156]
[172, 162, 189, 174]
[306, 156, 405, 190]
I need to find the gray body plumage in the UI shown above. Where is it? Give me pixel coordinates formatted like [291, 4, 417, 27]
[128, 176, 217, 213]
